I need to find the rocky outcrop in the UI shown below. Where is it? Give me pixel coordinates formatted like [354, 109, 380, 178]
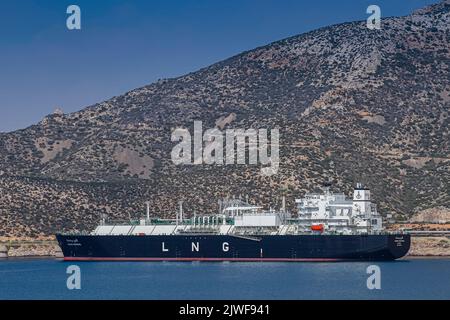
[411, 207, 450, 223]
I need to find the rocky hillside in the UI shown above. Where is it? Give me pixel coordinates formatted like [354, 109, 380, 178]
[0, 1, 449, 237]
[411, 207, 450, 223]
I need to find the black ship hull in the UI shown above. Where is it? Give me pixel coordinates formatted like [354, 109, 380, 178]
[56, 233, 410, 261]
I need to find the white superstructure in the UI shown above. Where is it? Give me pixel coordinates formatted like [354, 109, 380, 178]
[295, 183, 382, 234]
[91, 183, 384, 236]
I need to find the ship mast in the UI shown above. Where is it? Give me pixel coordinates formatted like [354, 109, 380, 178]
[178, 201, 184, 224]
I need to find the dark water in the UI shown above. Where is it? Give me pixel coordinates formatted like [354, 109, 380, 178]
[0, 258, 449, 300]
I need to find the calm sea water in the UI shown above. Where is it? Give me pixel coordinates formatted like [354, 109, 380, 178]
[0, 258, 449, 300]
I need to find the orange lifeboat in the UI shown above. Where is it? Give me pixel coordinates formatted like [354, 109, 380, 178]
[311, 224, 324, 232]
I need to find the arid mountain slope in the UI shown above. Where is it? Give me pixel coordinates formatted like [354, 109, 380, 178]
[0, 1, 449, 236]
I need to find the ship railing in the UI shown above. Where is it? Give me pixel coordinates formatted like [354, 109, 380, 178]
[60, 230, 93, 236]
[101, 220, 141, 226]
[232, 226, 278, 235]
[177, 228, 219, 234]
[102, 218, 237, 227]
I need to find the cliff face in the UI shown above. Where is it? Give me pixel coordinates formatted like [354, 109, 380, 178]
[0, 1, 449, 237]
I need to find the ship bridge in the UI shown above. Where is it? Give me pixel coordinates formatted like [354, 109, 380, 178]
[295, 184, 383, 234]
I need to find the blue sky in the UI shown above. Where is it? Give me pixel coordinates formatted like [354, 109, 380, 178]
[0, 0, 439, 132]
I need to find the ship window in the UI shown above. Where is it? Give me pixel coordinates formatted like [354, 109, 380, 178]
[371, 219, 378, 225]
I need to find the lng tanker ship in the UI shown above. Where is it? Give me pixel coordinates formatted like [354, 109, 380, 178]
[56, 184, 410, 261]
